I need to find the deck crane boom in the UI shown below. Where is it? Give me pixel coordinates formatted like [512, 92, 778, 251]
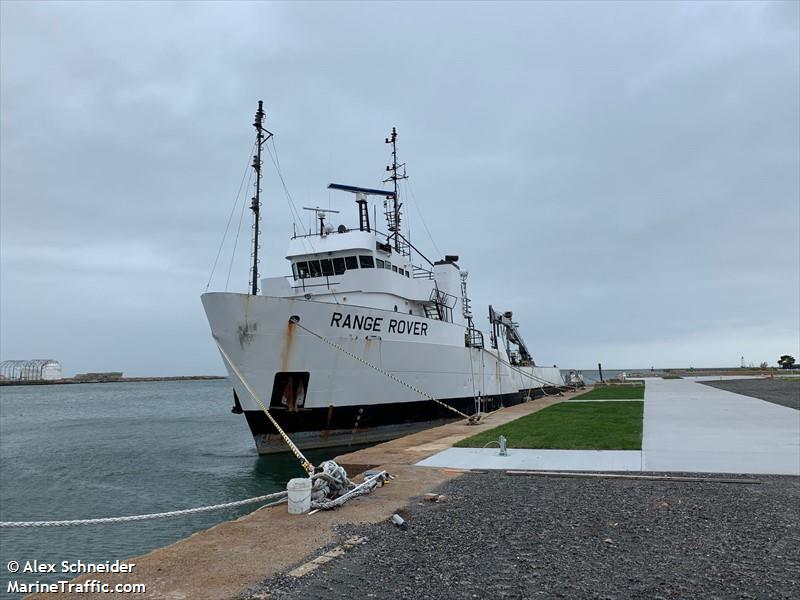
[489, 305, 535, 366]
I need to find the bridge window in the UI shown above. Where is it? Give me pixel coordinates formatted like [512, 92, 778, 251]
[345, 256, 359, 270]
[308, 260, 322, 277]
[333, 257, 346, 275]
[296, 261, 311, 279]
[376, 258, 385, 269]
[392, 265, 398, 273]
[359, 255, 374, 268]
[320, 258, 334, 277]
[384, 261, 392, 270]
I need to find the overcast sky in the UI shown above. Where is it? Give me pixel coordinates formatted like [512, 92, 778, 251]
[1, 1, 798, 376]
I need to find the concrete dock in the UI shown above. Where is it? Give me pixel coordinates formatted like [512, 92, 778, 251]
[419, 377, 800, 475]
[642, 376, 799, 474]
[31, 390, 578, 599]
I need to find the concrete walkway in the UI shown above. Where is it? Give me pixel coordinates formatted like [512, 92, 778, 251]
[642, 377, 799, 475]
[417, 448, 642, 471]
[417, 378, 800, 475]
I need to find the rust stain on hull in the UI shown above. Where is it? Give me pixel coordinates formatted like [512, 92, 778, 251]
[320, 404, 335, 441]
[279, 321, 295, 372]
[237, 322, 257, 349]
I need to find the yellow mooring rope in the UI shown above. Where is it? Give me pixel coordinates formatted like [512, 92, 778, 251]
[213, 336, 315, 476]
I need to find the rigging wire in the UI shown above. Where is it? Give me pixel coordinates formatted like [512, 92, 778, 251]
[266, 137, 303, 227]
[205, 140, 258, 291]
[483, 347, 564, 394]
[405, 179, 442, 257]
[265, 137, 321, 257]
[467, 345, 479, 413]
[226, 167, 253, 291]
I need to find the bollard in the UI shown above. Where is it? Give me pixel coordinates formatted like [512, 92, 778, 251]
[499, 435, 508, 456]
[287, 478, 312, 514]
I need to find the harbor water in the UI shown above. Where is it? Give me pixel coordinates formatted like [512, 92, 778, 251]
[0, 380, 359, 599]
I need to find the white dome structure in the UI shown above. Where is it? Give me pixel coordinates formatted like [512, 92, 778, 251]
[0, 359, 62, 381]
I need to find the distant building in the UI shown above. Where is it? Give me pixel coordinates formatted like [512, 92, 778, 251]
[0, 359, 62, 381]
[73, 372, 124, 383]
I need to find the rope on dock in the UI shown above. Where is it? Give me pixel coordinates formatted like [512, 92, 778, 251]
[310, 464, 388, 512]
[0, 493, 288, 528]
[290, 318, 474, 421]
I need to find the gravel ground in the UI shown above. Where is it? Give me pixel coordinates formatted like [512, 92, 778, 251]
[700, 378, 800, 410]
[244, 471, 799, 600]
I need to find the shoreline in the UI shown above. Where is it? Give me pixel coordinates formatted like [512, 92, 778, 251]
[0, 375, 226, 387]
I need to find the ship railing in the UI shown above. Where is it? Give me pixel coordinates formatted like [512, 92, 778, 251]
[291, 279, 341, 292]
[465, 328, 485, 349]
[291, 230, 352, 240]
[412, 265, 434, 279]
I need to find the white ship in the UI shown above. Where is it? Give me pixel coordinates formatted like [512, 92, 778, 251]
[202, 102, 567, 454]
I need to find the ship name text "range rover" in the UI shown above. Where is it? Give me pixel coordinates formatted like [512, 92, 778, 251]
[330, 312, 429, 336]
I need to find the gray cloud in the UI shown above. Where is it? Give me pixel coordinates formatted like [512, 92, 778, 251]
[2, 1, 798, 375]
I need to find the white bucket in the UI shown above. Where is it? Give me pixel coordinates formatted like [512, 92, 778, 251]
[287, 478, 312, 514]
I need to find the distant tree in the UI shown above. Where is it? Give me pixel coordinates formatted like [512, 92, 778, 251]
[760, 362, 768, 369]
[778, 355, 796, 369]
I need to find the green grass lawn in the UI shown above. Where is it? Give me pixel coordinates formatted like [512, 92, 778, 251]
[455, 401, 644, 450]
[571, 385, 645, 400]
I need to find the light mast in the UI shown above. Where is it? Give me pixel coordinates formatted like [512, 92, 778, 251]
[249, 100, 273, 295]
[383, 127, 408, 254]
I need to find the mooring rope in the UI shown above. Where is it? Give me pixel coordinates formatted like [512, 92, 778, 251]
[0, 494, 288, 528]
[482, 348, 576, 394]
[213, 336, 316, 476]
[310, 464, 388, 512]
[290, 318, 474, 421]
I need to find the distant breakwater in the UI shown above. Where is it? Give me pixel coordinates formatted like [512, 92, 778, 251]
[0, 375, 226, 387]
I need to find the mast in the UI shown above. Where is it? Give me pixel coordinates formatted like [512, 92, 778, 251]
[249, 100, 273, 295]
[383, 127, 408, 254]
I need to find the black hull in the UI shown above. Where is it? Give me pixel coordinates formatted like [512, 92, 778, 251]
[242, 389, 558, 454]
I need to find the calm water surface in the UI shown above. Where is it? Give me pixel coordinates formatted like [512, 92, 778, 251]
[0, 380, 357, 599]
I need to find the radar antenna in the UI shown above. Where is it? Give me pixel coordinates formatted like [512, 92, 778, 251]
[302, 206, 341, 236]
[383, 127, 409, 255]
[249, 100, 273, 295]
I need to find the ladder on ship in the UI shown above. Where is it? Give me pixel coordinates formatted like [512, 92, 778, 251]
[422, 284, 457, 322]
[422, 302, 441, 320]
[460, 271, 484, 348]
